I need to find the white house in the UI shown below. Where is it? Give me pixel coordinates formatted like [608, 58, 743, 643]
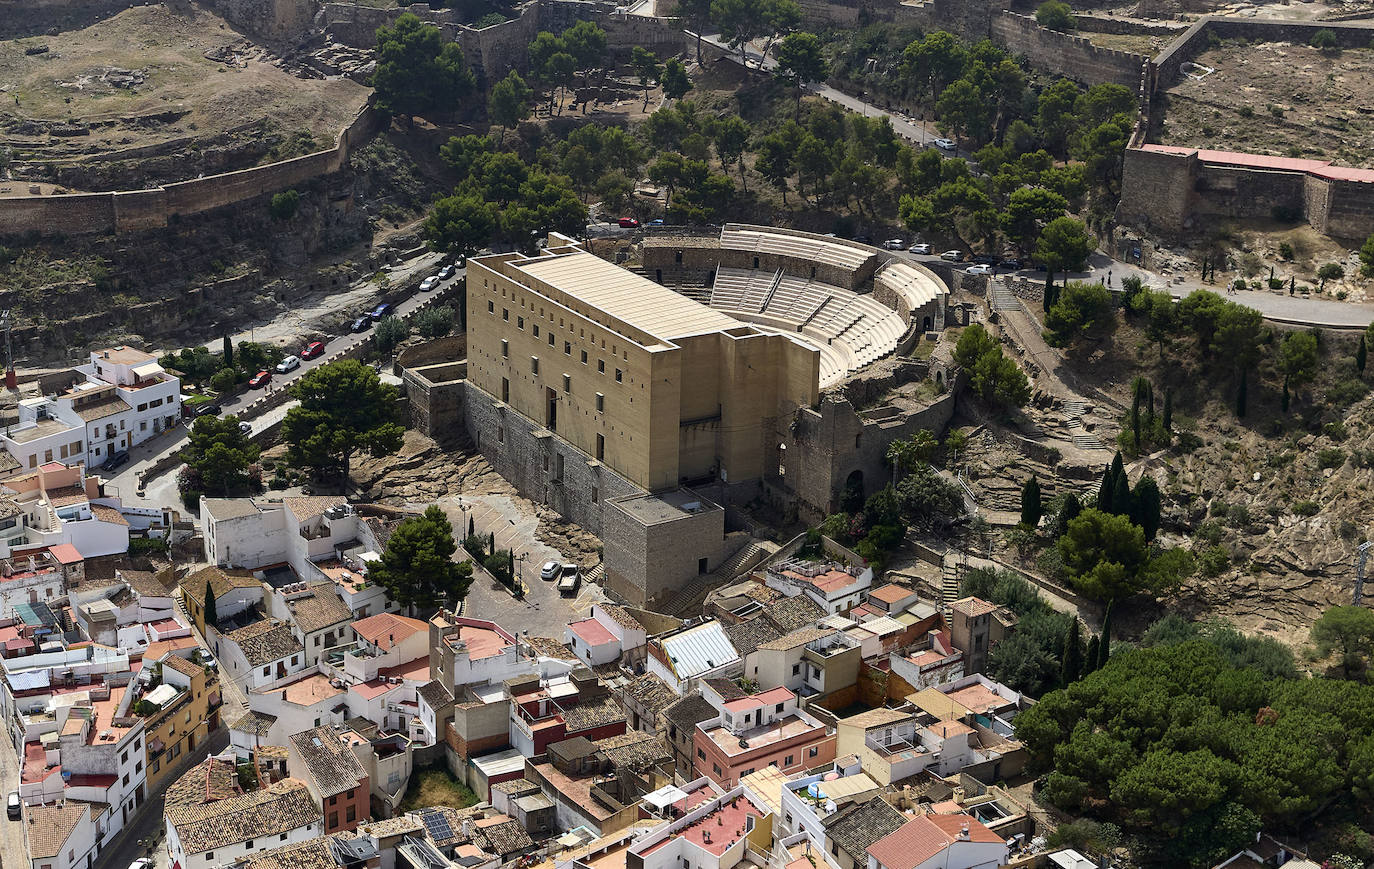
[2, 347, 180, 474]
[0, 464, 130, 559]
[165, 776, 322, 869]
[628, 783, 772, 869]
[340, 612, 429, 682]
[268, 581, 354, 667]
[564, 603, 647, 668]
[215, 619, 307, 691]
[865, 814, 1008, 869]
[24, 801, 97, 869]
[646, 619, 740, 696]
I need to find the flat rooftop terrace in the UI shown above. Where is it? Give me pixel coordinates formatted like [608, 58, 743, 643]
[609, 488, 722, 526]
[507, 248, 743, 344]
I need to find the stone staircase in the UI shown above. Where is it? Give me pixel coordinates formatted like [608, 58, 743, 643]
[584, 563, 605, 585]
[990, 284, 1020, 312]
[660, 539, 779, 616]
[940, 555, 965, 612]
[1059, 399, 1108, 452]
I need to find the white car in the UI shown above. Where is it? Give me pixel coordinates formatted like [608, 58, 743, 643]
[238, 421, 252, 435]
[127, 860, 151, 869]
[940, 250, 964, 262]
[933, 138, 956, 151]
[420, 276, 439, 292]
[908, 243, 932, 255]
[881, 239, 905, 250]
[275, 355, 300, 374]
[966, 264, 993, 275]
[437, 264, 456, 280]
[539, 560, 561, 581]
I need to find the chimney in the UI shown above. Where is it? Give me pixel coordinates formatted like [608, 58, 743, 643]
[958, 823, 969, 841]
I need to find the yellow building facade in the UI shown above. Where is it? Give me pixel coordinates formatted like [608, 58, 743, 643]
[141, 654, 223, 792]
[466, 238, 820, 493]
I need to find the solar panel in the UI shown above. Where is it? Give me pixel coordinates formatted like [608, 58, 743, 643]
[420, 810, 454, 841]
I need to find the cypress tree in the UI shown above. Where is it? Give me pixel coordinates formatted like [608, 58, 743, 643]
[203, 583, 218, 630]
[1236, 369, 1248, 418]
[1043, 272, 1054, 312]
[223, 333, 234, 369]
[1084, 635, 1100, 675]
[1111, 470, 1132, 518]
[1057, 493, 1081, 535]
[1358, 335, 1367, 375]
[1163, 389, 1173, 433]
[1133, 475, 1162, 541]
[1096, 466, 1114, 513]
[1099, 603, 1114, 669]
[1281, 376, 1290, 413]
[1147, 380, 1155, 419]
[467, 514, 475, 538]
[1061, 619, 1082, 685]
[489, 531, 495, 556]
[1020, 476, 1042, 528]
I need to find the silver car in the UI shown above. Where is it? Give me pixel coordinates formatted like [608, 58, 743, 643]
[539, 560, 561, 581]
[908, 243, 931, 255]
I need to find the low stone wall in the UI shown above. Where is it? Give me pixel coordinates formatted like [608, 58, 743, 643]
[1072, 13, 1184, 37]
[0, 102, 379, 239]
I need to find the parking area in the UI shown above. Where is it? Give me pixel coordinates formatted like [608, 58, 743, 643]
[437, 492, 606, 639]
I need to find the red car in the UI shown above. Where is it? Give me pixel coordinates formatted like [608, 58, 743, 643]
[249, 370, 272, 389]
[618, 217, 640, 228]
[301, 340, 326, 360]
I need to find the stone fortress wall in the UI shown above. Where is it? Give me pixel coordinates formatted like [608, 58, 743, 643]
[1119, 16, 1374, 239]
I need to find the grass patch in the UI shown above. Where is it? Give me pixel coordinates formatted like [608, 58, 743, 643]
[399, 768, 479, 813]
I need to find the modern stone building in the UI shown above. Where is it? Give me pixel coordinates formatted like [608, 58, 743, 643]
[464, 236, 819, 606]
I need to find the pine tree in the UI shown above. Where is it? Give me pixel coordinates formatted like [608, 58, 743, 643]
[1236, 369, 1248, 418]
[1061, 619, 1082, 685]
[1163, 389, 1173, 433]
[1084, 635, 1100, 675]
[203, 583, 218, 630]
[1358, 335, 1368, 375]
[1020, 476, 1043, 527]
[1098, 603, 1113, 668]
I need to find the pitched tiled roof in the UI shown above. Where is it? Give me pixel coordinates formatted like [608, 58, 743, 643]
[766, 594, 825, 633]
[352, 612, 428, 650]
[167, 778, 321, 855]
[866, 814, 1004, 869]
[180, 564, 261, 604]
[724, 618, 783, 657]
[702, 677, 747, 701]
[226, 619, 303, 667]
[24, 801, 89, 859]
[417, 680, 453, 709]
[491, 778, 542, 797]
[562, 693, 625, 732]
[120, 567, 176, 598]
[950, 597, 998, 618]
[289, 726, 367, 797]
[475, 816, 534, 856]
[283, 496, 347, 522]
[596, 603, 644, 633]
[161, 655, 203, 678]
[823, 796, 908, 864]
[840, 707, 914, 729]
[165, 757, 242, 811]
[624, 672, 676, 717]
[524, 636, 577, 660]
[90, 504, 129, 526]
[757, 626, 834, 651]
[236, 836, 337, 869]
[662, 694, 718, 729]
[592, 730, 671, 770]
[230, 709, 277, 737]
[283, 583, 353, 633]
[73, 396, 131, 421]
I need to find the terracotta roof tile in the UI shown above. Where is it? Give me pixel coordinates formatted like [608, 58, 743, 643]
[167, 778, 320, 854]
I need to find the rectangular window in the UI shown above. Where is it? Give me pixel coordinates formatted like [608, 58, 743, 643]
[562, 374, 571, 393]
[615, 369, 623, 383]
[591, 486, 598, 503]
[564, 341, 572, 355]
[697, 748, 705, 760]
[498, 426, 505, 443]
[598, 360, 605, 373]
[548, 333, 555, 346]
[137, 403, 147, 412]
[595, 393, 604, 412]
[596, 434, 604, 461]
[808, 746, 819, 757]
[502, 308, 509, 321]
[580, 350, 587, 364]
[488, 301, 494, 313]
[785, 754, 794, 766]
[518, 316, 525, 329]
[792, 663, 800, 675]
[245, 840, 254, 849]
[534, 325, 540, 338]
[531, 356, 540, 374]
[502, 378, 509, 402]
[346, 805, 357, 822]
[501, 339, 509, 358]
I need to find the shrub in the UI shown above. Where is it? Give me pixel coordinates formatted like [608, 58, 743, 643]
[1267, 277, 1284, 290]
[128, 537, 169, 556]
[269, 189, 300, 221]
[1232, 278, 1247, 291]
[1310, 28, 1339, 50]
[1324, 420, 1348, 441]
[1326, 377, 1370, 407]
[1278, 241, 1294, 260]
[1194, 518, 1224, 546]
[1035, 0, 1076, 31]
[1238, 105, 1255, 118]
[1199, 545, 1231, 577]
[415, 305, 455, 339]
[209, 367, 238, 393]
[1292, 500, 1320, 517]
[1317, 447, 1347, 469]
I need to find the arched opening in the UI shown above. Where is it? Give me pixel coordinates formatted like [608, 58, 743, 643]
[922, 316, 932, 332]
[778, 443, 787, 478]
[840, 470, 865, 514]
[935, 370, 945, 388]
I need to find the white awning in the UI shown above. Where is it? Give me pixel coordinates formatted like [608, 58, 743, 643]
[643, 784, 689, 810]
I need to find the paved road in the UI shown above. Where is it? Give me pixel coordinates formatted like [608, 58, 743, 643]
[102, 257, 463, 511]
[0, 731, 29, 869]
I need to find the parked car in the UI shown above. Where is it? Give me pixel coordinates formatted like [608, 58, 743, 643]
[103, 450, 130, 472]
[350, 317, 372, 333]
[9, 790, 21, 820]
[933, 137, 956, 150]
[456, 255, 467, 268]
[557, 563, 581, 595]
[438, 264, 456, 280]
[276, 355, 300, 374]
[882, 238, 905, 250]
[193, 403, 221, 418]
[127, 859, 151, 869]
[648, 218, 665, 227]
[940, 250, 964, 262]
[301, 340, 326, 360]
[249, 370, 272, 389]
[854, 235, 873, 244]
[973, 254, 998, 265]
[908, 243, 932, 255]
[966, 264, 994, 275]
[618, 217, 640, 228]
[539, 560, 561, 581]
[998, 258, 1022, 271]
[369, 303, 393, 321]
[420, 276, 439, 292]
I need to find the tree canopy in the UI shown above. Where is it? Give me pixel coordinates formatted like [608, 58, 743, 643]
[370, 505, 474, 609]
[372, 14, 476, 122]
[183, 415, 260, 496]
[282, 360, 404, 482]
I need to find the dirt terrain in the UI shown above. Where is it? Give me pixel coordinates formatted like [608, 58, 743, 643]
[0, 4, 368, 188]
[1157, 40, 1374, 168]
